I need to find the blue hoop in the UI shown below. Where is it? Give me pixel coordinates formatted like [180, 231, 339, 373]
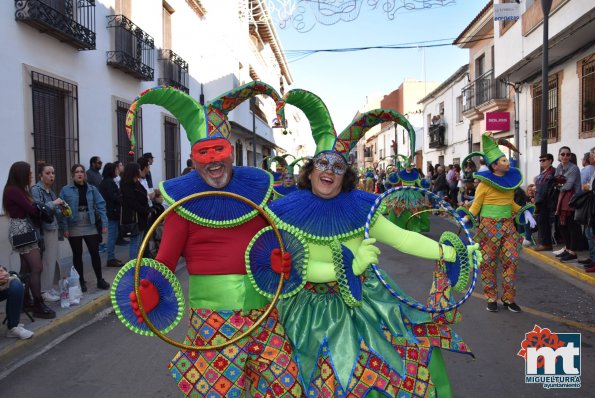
[364, 186, 479, 313]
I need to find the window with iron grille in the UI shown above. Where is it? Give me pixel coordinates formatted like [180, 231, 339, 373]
[456, 95, 463, 123]
[532, 74, 559, 145]
[235, 140, 244, 165]
[580, 55, 595, 136]
[116, 100, 143, 163]
[31, 71, 79, 192]
[164, 116, 180, 179]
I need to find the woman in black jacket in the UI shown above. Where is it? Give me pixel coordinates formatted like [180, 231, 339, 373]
[120, 163, 150, 261]
[99, 163, 122, 267]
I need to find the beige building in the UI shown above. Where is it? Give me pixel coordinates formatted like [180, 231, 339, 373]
[356, 79, 438, 172]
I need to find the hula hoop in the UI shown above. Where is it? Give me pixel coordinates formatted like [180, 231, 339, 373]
[365, 186, 479, 313]
[135, 191, 285, 350]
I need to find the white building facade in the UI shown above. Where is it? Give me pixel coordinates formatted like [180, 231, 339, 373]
[0, 0, 306, 266]
[420, 65, 471, 169]
[493, 0, 595, 181]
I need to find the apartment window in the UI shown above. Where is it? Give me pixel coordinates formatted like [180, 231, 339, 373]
[164, 116, 180, 179]
[475, 54, 485, 78]
[532, 74, 559, 144]
[580, 55, 595, 136]
[31, 71, 79, 191]
[116, 100, 143, 162]
[235, 140, 244, 165]
[439, 101, 444, 115]
[456, 95, 463, 123]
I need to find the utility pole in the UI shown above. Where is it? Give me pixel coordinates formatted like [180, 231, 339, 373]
[540, 0, 553, 156]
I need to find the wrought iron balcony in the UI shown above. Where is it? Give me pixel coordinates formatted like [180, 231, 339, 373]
[106, 15, 154, 81]
[462, 70, 509, 112]
[158, 49, 189, 93]
[15, 0, 96, 50]
[428, 123, 446, 149]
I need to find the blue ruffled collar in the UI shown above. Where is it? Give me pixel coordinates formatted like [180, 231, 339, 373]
[160, 167, 272, 225]
[273, 184, 298, 197]
[398, 169, 419, 182]
[267, 189, 379, 241]
[473, 168, 522, 191]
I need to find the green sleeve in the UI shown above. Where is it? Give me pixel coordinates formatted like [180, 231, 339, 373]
[370, 215, 456, 261]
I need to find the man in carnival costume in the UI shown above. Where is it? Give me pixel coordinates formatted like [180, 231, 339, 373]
[246, 89, 482, 397]
[385, 154, 431, 233]
[460, 134, 536, 313]
[114, 82, 303, 397]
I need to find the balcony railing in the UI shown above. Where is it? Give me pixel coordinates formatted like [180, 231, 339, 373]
[158, 49, 189, 93]
[428, 124, 446, 149]
[462, 70, 508, 112]
[106, 15, 154, 81]
[15, 0, 96, 50]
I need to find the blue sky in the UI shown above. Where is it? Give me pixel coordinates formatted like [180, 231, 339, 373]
[274, 1, 488, 130]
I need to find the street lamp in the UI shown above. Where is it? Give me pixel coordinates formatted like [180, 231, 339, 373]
[540, 0, 553, 156]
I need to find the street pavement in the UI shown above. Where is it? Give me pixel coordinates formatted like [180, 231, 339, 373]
[0, 218, 593, 396]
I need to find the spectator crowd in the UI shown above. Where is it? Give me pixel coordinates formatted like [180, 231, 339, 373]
[1, 152, 171, 339]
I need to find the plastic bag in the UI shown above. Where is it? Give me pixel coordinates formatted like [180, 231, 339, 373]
[68, 266, 83, 305]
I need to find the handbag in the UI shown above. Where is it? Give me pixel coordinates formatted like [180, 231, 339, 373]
[11, 229, 39, 249]
[9, 217, 39, 249]
[120, 209, 139, 237]
[570, 191, 594, 225]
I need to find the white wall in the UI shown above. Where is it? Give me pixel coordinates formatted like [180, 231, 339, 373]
[422, 75, 470, 168]
[0, 0, 307, 265]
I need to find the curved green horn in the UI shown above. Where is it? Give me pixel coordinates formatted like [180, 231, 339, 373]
[334, 109, 416, 160]
[126, 87, 206, 152]
[282, 89, 336, 155]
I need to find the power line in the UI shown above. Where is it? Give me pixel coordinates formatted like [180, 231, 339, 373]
[285, 35, 494, 62]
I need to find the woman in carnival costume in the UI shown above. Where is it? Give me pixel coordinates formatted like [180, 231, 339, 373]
[112, 82, 303, 398]
[459, 133, 536, 313]
[384, 153, 431, 233]
[246, 89, 482, 397]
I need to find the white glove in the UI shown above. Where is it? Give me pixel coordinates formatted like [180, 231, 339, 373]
[524, 210, 536, 229]
[461, 216, 470, 224]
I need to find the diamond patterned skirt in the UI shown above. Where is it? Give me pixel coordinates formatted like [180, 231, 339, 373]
[169, 307, 303, 397]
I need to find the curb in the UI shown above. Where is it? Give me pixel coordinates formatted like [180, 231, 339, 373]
[523, 248, 595, 286]
[0, 292, 112, 374]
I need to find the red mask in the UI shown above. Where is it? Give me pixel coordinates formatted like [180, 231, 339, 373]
[192, 138, 232, 164]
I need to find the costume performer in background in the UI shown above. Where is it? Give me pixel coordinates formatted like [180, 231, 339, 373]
[265, 155, 300, 200]
[117, 82, 303, 398]
[385, 154, 431, 233]
[248, 89, 481, 397]
[461, 133, 535, 313]
[364, 167, 375, 193]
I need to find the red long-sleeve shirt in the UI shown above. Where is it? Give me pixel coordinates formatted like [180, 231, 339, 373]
[155, 212, 267, 275]
[3, 186, 38, 219]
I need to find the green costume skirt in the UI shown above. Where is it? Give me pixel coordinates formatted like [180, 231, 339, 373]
[386, 189, 430, 233]
[278, 269, 471, 397]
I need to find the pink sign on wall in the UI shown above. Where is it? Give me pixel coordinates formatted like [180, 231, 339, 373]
[485, 112, 510, 131]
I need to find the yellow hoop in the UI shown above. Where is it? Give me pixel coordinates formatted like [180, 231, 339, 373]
[404, 208, 451, 229]
[134, 191, 285, 351]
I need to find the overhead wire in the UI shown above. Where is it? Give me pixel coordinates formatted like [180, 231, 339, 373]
[284, 34, 495, 62]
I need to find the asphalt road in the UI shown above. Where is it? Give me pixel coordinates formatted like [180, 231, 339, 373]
[0, 217, 593, 397]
